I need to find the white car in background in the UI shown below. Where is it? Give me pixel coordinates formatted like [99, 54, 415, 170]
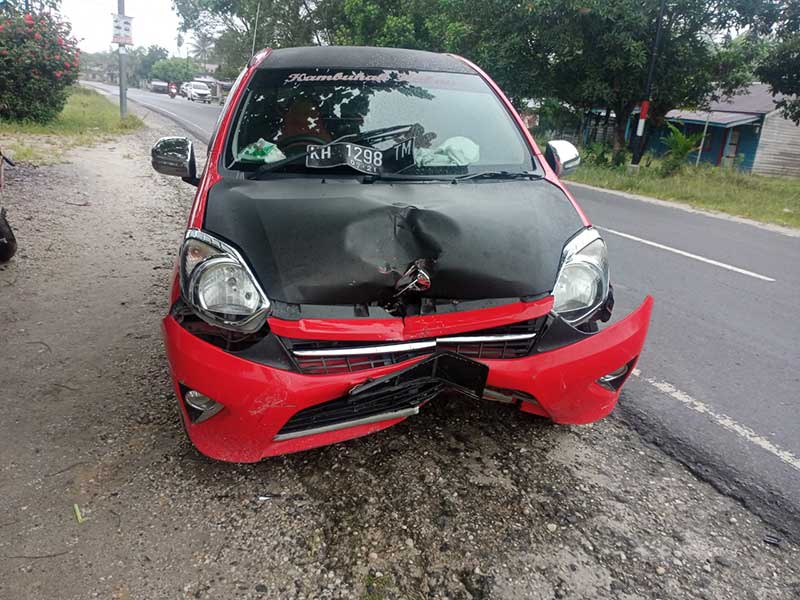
[186, 81, 211, 103]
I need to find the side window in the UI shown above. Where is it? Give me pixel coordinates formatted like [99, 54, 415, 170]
[208, 67, 249, 153]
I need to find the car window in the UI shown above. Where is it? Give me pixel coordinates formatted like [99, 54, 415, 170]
[224, 68, 535, 176]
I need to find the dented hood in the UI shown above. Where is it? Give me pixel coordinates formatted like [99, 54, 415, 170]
[203, 178, 584, 306]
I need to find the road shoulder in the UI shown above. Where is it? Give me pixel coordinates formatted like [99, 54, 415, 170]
[567, 181, 800, 238]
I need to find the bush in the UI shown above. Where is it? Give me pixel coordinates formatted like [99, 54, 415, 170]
[0, 13, 80, 122]
[659, 121, 702, 177]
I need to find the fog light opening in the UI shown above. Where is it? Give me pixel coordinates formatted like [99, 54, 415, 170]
[597, 361, 634, 391]
[183, 389, 224, 424]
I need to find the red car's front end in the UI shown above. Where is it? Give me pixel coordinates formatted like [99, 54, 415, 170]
[154, 46, 652, 462]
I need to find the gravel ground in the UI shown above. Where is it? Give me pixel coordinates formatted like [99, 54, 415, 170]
[1, 112, 799, 600]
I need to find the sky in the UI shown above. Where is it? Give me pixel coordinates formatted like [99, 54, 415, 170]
[60, 0, 186, 56]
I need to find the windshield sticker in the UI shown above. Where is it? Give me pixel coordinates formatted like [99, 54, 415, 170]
[306, 138, 415, 175]
[285, 72, 395, 84]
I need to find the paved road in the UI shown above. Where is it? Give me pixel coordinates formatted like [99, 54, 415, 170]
[88, 82, 800, 537]
[85, 81, 223, 141]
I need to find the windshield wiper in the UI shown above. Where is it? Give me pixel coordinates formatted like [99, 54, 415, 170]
[452, 170, 543, 182]
[245, 124, 418, 180]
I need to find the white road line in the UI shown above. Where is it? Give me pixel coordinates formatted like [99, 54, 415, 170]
[632, 369, 800, 472]
[597, 226, 776, 282]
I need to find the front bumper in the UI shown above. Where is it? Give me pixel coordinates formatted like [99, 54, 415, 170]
[162, 297, 652, 462]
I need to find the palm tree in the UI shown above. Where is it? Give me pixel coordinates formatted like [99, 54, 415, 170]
[189, 31, 216, 71]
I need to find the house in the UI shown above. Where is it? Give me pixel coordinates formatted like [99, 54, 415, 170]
[660, 84, 800, 176]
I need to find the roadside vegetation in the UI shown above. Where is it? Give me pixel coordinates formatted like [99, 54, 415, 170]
[0, 86, 142, 164]
[564, 155, 800, 229]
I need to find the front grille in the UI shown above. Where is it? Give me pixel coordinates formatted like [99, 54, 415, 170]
[436, 336, 534, 360]
[293, 349, 429, 376]
[282, 317, 547, 375]
[276, 378, 444, 438]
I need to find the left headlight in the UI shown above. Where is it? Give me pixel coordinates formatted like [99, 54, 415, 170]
[552, 228, 609, 325]
[179, 229, 270, 333]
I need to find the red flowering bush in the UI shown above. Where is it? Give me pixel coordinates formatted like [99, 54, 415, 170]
[0, 13, 80, 122]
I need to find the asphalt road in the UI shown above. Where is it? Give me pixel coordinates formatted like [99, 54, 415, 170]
[87, 82, 800, 538]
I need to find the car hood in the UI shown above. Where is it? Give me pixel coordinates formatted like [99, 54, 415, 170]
[203, 177, 584, 308]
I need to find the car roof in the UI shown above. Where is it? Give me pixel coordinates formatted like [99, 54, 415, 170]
[259, 46, 476, 75]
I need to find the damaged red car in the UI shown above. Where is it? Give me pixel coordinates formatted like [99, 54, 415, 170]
[151, 46, 653, 462]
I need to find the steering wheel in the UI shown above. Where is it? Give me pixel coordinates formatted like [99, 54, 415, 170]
[277, 134, 329, 152]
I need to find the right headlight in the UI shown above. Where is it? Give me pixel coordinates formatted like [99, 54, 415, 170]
[179, 229, 270, 333]
[552, 228, 609, 324]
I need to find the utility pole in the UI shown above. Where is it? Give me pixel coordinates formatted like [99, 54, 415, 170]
[630, 0, 667, 167]
[117, 0, 128, 119]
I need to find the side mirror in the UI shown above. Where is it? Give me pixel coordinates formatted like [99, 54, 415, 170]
[151, 136, 198, 186]
[545, 140, 580, 177]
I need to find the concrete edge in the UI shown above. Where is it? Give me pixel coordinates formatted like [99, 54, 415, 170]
[567, 181, 800, 238]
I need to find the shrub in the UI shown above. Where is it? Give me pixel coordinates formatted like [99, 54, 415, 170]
[0, 13, 80, 122]
[659, 121, 702, 177]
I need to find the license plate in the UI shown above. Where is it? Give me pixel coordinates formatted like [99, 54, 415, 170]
[349, 352, 489, 400]
[305, 138, 415, 175]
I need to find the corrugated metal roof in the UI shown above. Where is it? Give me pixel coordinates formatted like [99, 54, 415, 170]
[708, 84, 785, 115]
[666, 109, 760, 128]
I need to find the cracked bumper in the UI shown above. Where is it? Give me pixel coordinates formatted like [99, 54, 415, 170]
[162, 297, 653, 462]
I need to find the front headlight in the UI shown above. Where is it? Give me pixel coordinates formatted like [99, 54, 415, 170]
[179, 229, 269, 333]
[552, 228, 609, 324]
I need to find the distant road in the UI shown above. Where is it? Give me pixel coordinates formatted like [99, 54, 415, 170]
[84, 81, 223, 141]
[87, 79, 800, 539]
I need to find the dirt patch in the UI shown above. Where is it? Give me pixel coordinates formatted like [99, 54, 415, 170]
[1, 113, 798, 600]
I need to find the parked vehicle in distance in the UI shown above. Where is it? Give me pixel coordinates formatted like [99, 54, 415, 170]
[150, 79, 169, 94]
[179, 82, 188, 97]
[186, 81, 211, 103]
[151, 46, 653, 462]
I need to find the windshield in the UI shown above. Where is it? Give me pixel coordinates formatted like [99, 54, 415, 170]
[193, 83, 209, 90]
[224, 68, 536, 177]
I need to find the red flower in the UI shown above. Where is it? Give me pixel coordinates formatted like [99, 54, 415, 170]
[34, 32, 42, 41]
[23, 14, 34, 25]
[64, 61, 71, 68]
[55, 71, 62, 78]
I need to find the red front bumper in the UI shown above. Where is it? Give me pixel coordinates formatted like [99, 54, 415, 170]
[162, 297, 652, 462]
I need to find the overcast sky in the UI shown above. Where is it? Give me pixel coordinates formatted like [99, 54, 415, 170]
[60, 0, 185, 56]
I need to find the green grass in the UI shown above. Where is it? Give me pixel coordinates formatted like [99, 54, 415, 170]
[566, 161, 800, 229]
[0, 86, 143, 164]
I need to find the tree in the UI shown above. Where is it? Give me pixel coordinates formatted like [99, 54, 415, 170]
[135, 45, 169, 82]
[437, 0, 777, 150]
[150, 57, 197, 84]
[0, 11, 80, 121]
[0, 0, 61, 13]
[173, 0, 317, 74]
[756, 2, 800, 124]
[758, 36, 800, 124]
[189, 30, 215, 68]
[321, 0, 443, 49]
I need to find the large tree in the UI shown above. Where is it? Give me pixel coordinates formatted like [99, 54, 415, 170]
[429, 0, 774, 149]
[172, 0, 318, 74]
[136, 45, 169, 82]
[756, 1, 800, 124]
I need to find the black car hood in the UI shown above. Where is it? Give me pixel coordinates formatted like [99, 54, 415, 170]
[203, 177, 584, 307]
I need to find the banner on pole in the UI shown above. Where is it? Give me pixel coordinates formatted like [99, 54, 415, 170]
[112, 14, 133, 46]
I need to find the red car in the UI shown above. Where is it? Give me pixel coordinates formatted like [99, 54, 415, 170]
[151, 46, 652, 462]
